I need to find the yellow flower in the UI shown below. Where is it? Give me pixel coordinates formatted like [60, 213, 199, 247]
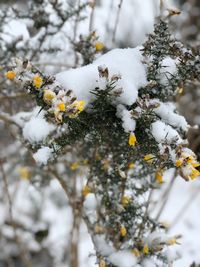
[43, 89, 56, 102]
[73, 100, 85, 113]
[143, 244, 149, 255]
[121, 196, 131, 207]
[69, 100, 85, 118]
[120, 225, 127, 237]
[128, 163, 135, 169]
[18, 167, 30, 180]
[70, 162, 79, 171]
[128, 133, 136, 146]
[175, 159, 183, 167]
[5, 70, 16, 80]
[95, 41, 104, 51]
[82, 185, 91, 197]
[156, 171, 164, 184]
[166, 238, 178, 246]
[190, 168, 200, 180]
[33, 75, 43, 89]
[132, 248, 141, 257]
[99, 259, 106, 267]
[57, 102, 66, 112]
[144, 154, 155, 163]
[192, 162, 200, 168]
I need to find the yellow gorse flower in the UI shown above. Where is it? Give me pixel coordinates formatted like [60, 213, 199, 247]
[33, 75, 43, 89]
[57, 102, 66, 112]
[74, 100, 85, 113]
[43, 89, 56, 102]
[143, 244, 149, 255]
[190, 168, 200, 180]
[18, 167, 30, 180]
[144, 154, 155, 163]
[128, 133, 136, 146]
[120, 225, 127, 237]
[95, 41, 104, 51]
[99, 259, 106, 267]
[5, 70, 16, 80]
[176, 151, 200, 180]
[175, 159, 183, 167]
[128, 163, 135, 169]
[155, 170, 164, 184]
[70, 162, 79, 170]
[132, 248, 141, 257]
[82, 185, 91, 197]
[166, 238, 178, 246]
[121, 195, 131, 207]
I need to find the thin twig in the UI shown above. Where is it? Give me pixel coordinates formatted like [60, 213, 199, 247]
[1, 162, 32, 267]
[112, 0, 123, 44]
[89, 0, 96, 32]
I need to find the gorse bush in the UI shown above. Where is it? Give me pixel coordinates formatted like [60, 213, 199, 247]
[0, 1, 200, 267]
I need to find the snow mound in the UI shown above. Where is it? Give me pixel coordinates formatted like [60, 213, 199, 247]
[56, 47, 147, 106]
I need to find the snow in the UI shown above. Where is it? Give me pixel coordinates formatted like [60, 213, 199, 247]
[151, 120, 183, 144]
[23, 110, 55, 143]
[56, 47, 147, 106]
[108, 251, 137, 267]
[152, 101, 188, 131]
[161, 57, 177, 82]
[94, 235, 115, 257]
[33, 146, 53, 165]
[116, 104, 136, 132]
[1, 19, 29, 45]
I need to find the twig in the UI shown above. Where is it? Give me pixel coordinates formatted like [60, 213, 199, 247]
[89, 0, 96, 32]
[0, 162, 32, 267]
[112, 0, 123, 44]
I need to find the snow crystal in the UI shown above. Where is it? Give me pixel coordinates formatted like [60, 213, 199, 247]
[33, 147, 53, 165]
[108, 251, 137, 267]
[56, 47, 147, 106]
[151, 120, 182, 144]
[23, 112, 55, 143]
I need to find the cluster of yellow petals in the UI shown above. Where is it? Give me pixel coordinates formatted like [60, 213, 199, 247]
[5, 70, 16, 80]
[120, 225, 127, 237]
[82, 185, 91, 197]
[144, 154, 155, 164]
[18, 167, 30, 180]
[69, 100, 85, 118]
[132, 248, 141, 257]
[57, 102, 66, 112]
[176, 152, 200, 180]
[70, 162, 79, 171]
[121, 195, 131, 207]
[155, 170, 164, 184]
[128, 133, 137, 146]
[43, 89, 56, 102]
[95, 41, 104, 51]
[128, 162, 135, 169]
[143, 244, 149, 254]
[99, 259, 106, 267]
[33, 75, 43, 89]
